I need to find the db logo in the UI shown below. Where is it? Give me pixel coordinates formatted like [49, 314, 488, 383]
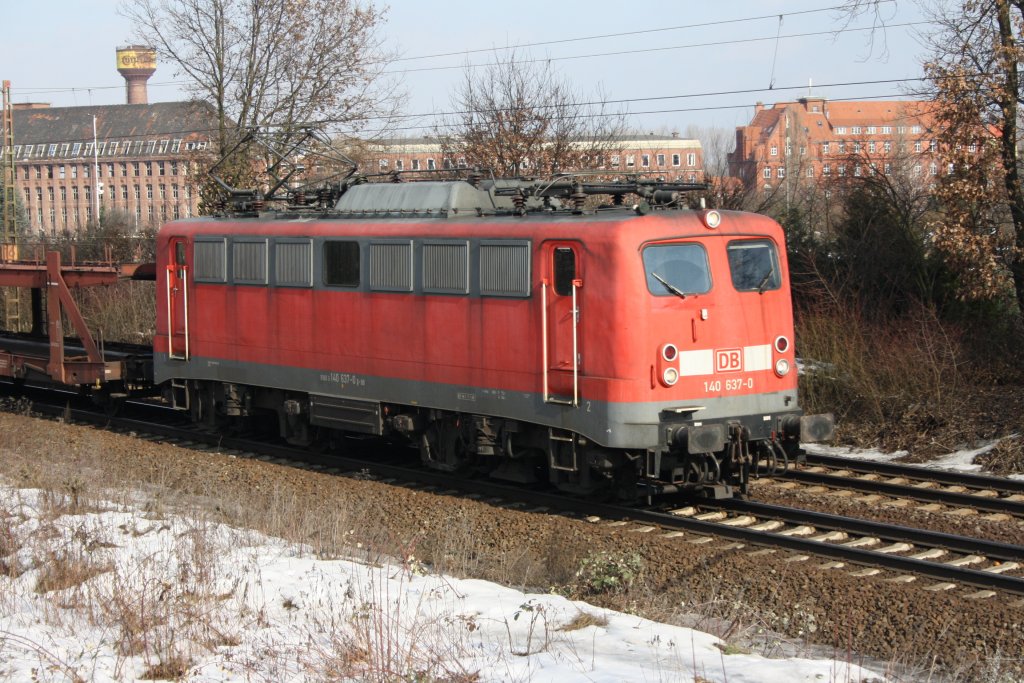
[715, 349, 743, 373]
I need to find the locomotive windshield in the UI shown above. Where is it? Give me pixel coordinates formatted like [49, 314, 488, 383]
[642, 243, 711, 296]
[727, 239, 781, 293]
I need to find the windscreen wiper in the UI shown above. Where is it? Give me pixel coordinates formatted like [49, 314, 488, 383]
[756, 264, 775, 294]
[652, 271, 687, 299]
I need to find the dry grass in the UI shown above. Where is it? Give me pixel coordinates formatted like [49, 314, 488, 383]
[558, 610, 609, 632]
[33, 549, 112, 595]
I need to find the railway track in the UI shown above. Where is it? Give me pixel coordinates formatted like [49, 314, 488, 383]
[7, 389, 1024, 599]
[756, 450, 1024, 518]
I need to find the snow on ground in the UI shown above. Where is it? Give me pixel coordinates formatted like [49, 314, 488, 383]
[0, 483, 885, 682]
[803, 440, 1006, 474]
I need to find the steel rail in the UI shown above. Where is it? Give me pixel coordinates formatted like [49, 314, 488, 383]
[802, 452, 1024, 494]
[776, 469, 1024, 517]
[706, 498, 1024, 562]
[13, 395, 1024, 596]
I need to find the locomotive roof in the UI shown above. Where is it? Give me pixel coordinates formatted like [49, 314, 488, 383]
[334, 181, 518, 216]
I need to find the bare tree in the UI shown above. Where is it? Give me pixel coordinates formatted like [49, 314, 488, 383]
[840, 0, 1024, 314]
[434, 51, 627, 177]
[120, 0, 401, 152]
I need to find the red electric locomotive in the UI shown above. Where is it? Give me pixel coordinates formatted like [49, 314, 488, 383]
[154, 177, 832, 499]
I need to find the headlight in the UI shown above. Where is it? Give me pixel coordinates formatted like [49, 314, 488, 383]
[774, 335, 790, 353]
[702, 210, 722, 229]
[662, 344, 678, 362]
[663, 367, 679, 386]
[775, 358, 791, 377]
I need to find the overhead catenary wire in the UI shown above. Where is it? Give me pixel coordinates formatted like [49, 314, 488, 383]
[13, 4, 913, 96]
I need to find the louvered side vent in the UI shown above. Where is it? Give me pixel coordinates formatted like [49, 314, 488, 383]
[370, 241, 413, 291]
[423, 241, 469, 294]
[480, 241, 531, 297]
[194, 238, 226, 282]
[275, 240, 313, 287]
[233, 239, 268, 284]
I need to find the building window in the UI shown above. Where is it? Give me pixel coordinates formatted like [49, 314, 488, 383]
[146, 184, 153, 199]
[838, 142, 846, 154]
[107, 163, 115, 177]
[835, 127, 847, 134]
[868, 142, 876, 153]
[48, 187, 54, 202]
[170, 161, 178, 175]
[672, 153, 680, 166]
[806, 167, 814, 177]
[930, 163, 938, 175]
[823, 163, 831, 175]
[882, 126, 892, 134]
[58, 165, 66, 179]
[626, 155, 635, 167]
[395, 159, 403, 170]
[914, 163, 922, 174]
[852, 126, 862, 134]
[947, 162, 954, 175]
[60, 187, 67, 201]
[968, 143, 977, 153]
[610, 155, 620, 166]
[838, 165, 846, 176]
[884, 163, 891, 174]
[777, 167, 785, 179]
[457, 157, 467, 168]
[427, 158, 435, 170]
[61, 207, 67, 226]
[884, 141, 891, 153]
[36, 188, 42, 203]
[120, 163, 128, 177]
[854, 165, 861, 177]
[146, 162, 153, 176]
[134, 185, 141, 200]
[443, 158, 452, 169]
[641, 154, 650, 167]
[122, 185, 129, 200]
[379, 158, 388, 169]
[85, 187, 91, 201]
[687, 153, 696, 166]
[853, 142, 861, 153]
[133, 162, 140, 176]
[914, 141, 922, 153]
[912, 125, 922, 134]
[822, 142, 830, 155]
[172, 184, 179, 199]
[770, 146, 778, 156]
[930, 140, 937, 152]
[412, 159, 420, 170]
[763, 167, 771, 179]
[158, 161, 166, 176]
[866, 126, 876, 134]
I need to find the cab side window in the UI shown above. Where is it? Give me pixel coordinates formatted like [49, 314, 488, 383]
[553, 247, 576, 296]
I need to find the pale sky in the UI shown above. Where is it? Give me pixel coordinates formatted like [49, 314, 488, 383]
[1, 0, 930, 135]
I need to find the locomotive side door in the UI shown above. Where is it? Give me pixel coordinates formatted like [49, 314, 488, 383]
[166, 237, 190, 360]
[542, 242, 582, 405]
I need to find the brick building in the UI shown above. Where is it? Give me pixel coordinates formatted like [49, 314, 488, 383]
[728, 98, 939, 191]
[5, 47, 214, 236]
[366, 134, 704, 181]
[10, 101, 214, 235]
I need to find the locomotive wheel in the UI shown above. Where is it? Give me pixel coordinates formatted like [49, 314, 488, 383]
[420, 418, 472, 472]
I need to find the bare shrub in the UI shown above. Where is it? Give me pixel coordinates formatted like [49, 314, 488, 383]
[34, 549, 112, 595]
[796, 302, 974, 451]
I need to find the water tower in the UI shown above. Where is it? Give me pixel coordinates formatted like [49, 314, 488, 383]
[116, 46, 157, 104]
